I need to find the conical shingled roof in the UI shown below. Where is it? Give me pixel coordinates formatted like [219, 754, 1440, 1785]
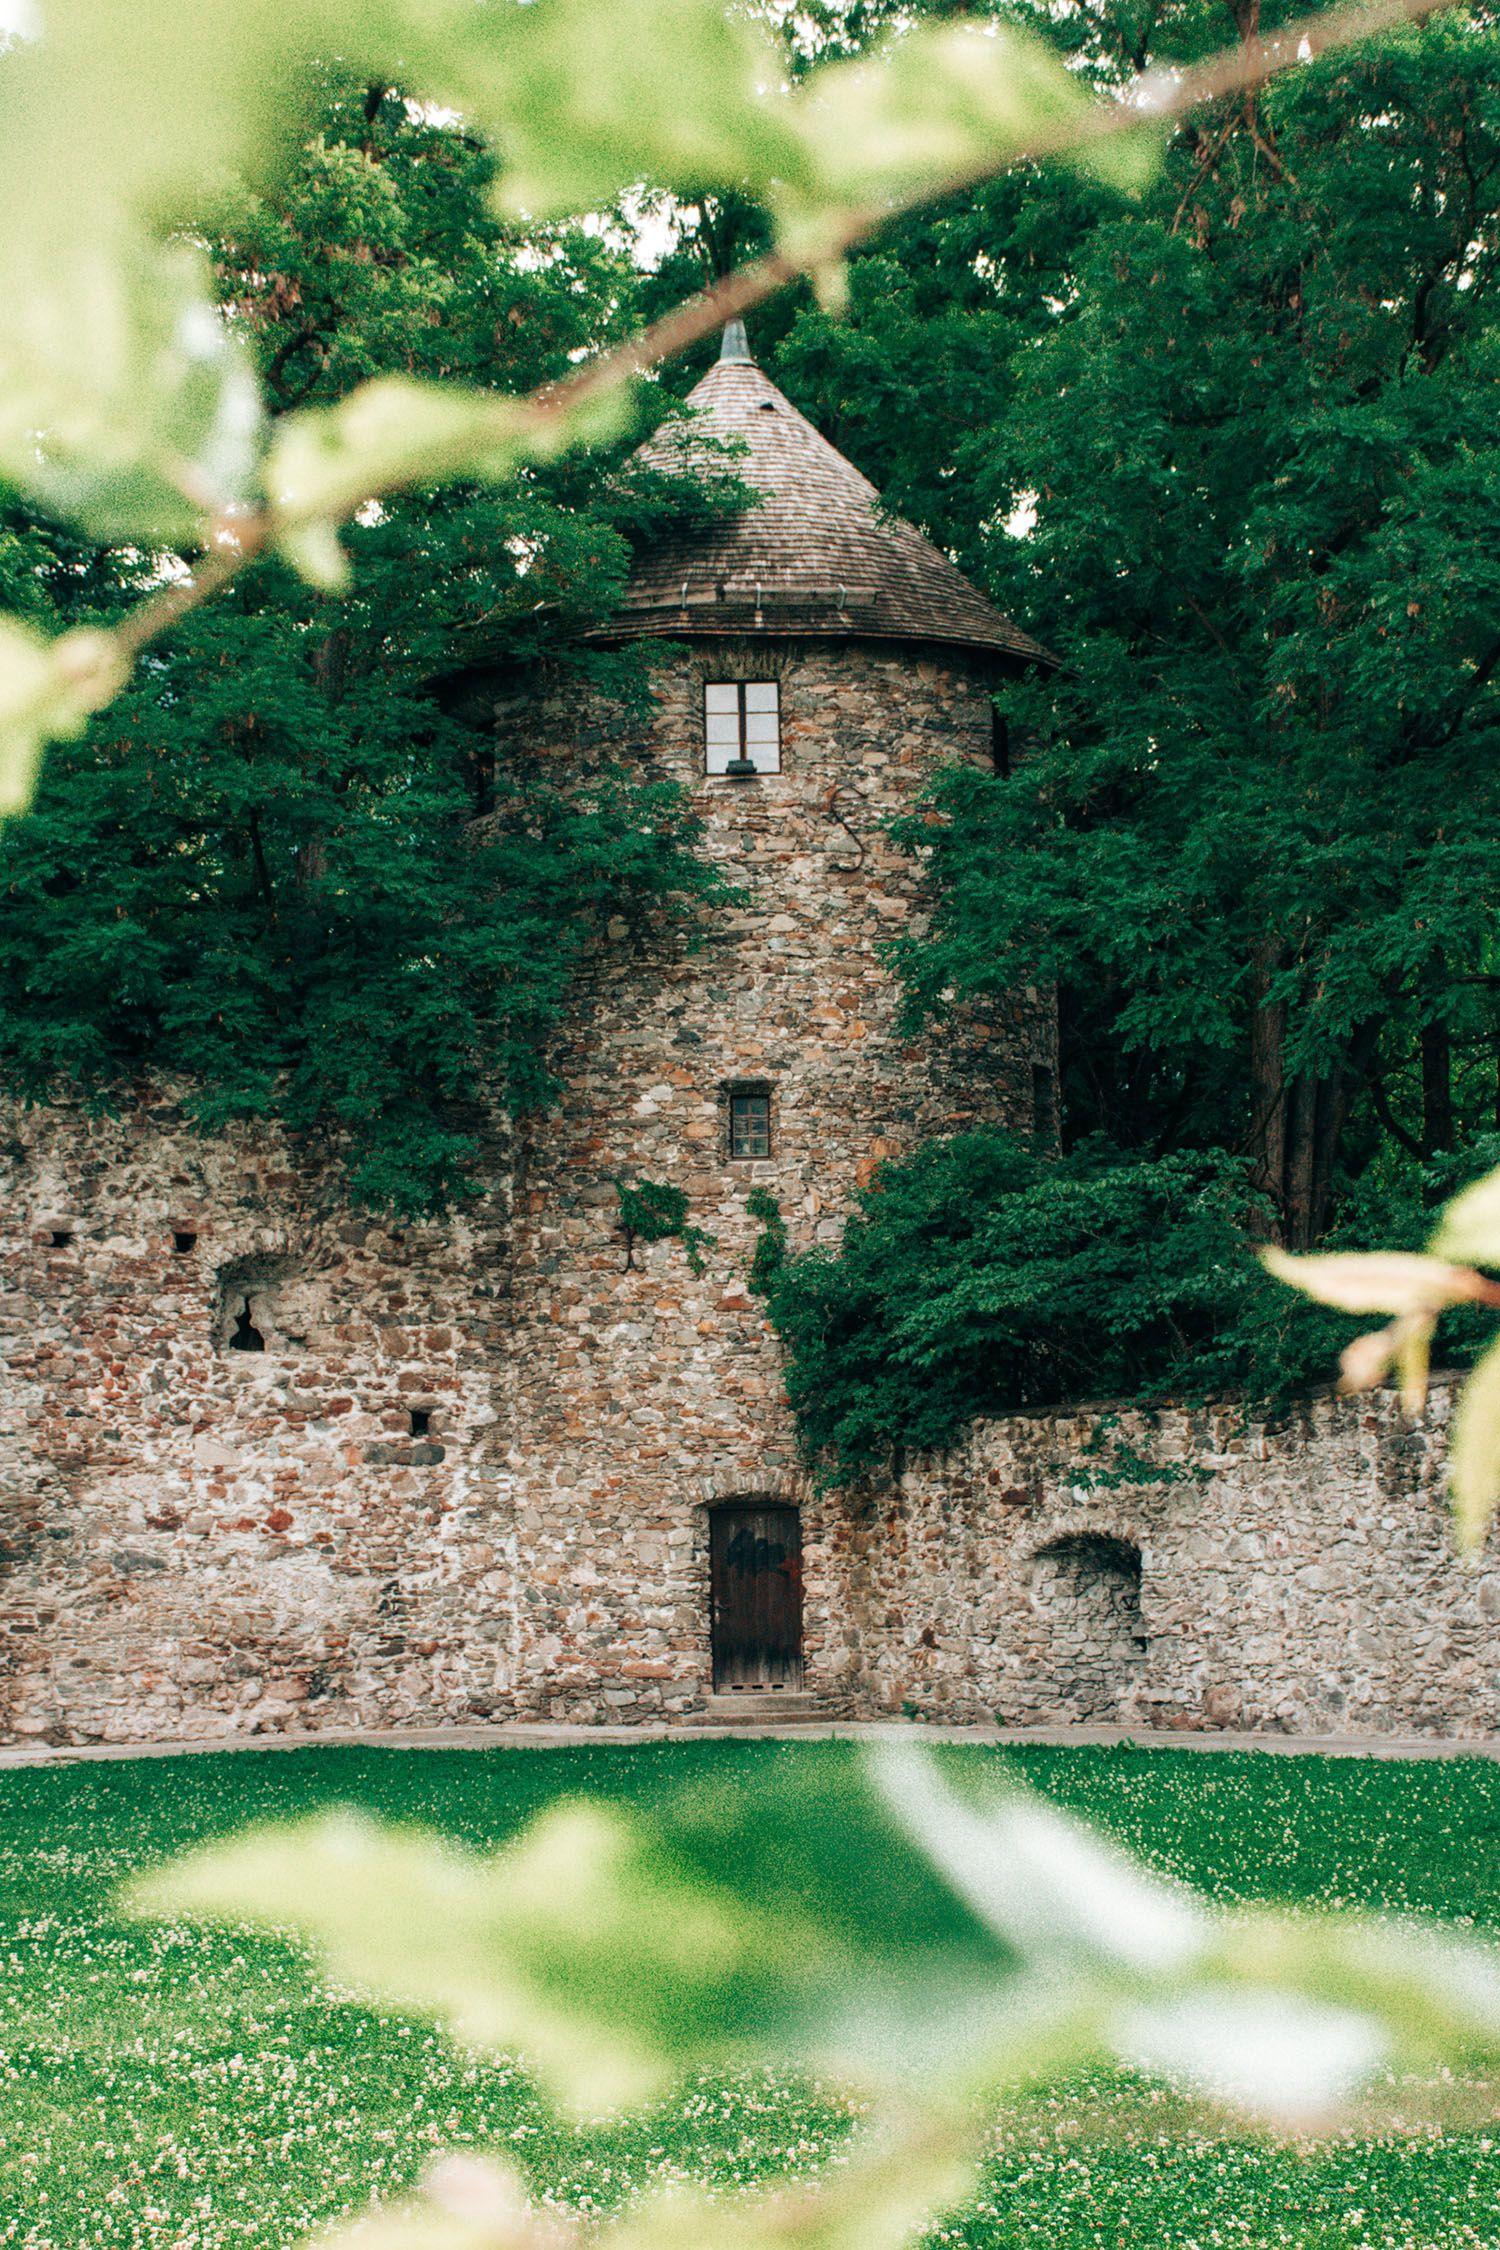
[595, 325, 1055, 667]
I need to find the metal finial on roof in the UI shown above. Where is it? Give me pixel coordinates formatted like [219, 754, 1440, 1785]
[718, 317, 753, 365]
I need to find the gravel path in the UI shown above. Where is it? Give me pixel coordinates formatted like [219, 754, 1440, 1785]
[5, 1717, 1500, 1768]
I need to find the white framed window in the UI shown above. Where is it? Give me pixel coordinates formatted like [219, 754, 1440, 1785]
[704, 680, 781, 775]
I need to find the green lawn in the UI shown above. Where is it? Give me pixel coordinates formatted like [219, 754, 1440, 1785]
[4, 1741, 1500, 2250]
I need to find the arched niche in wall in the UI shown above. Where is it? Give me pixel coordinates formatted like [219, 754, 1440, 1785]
[213, 1252, 335, 1357]
[1025, 1531, 1145, 1722]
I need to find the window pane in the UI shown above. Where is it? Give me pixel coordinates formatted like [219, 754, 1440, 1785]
[705, 681, 780, 776]
[730, 1092, 771, 1159]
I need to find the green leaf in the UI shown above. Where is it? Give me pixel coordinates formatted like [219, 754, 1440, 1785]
[310, 2134, 975, 2250]
[0, 619, 127, 822]
[1259, 1247, 1489, 1318]
[608, 2129, 974, 2250]
[0, 0, 285, 544]
[1448, 1333, 1500, 1554]
[876, 1747, 1500, 2119]
[786, 20, 1158, 212]
[128, 1751, 1030, 2111]
[268, 377, 539, 542]
[450, 0, 809, 221]
[1429, 1164, 1500, 1268]
[129, 1801, 746, 2112]
[872, 1742, 1206, 1977]
[0, 241, 264, 544]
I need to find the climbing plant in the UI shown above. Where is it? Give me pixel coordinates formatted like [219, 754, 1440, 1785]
[745, 1186, 788, 1296]
[614, 1176, 716, 1275]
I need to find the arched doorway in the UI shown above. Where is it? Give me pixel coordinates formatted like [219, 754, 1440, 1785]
[710, 1502, 804, 1692]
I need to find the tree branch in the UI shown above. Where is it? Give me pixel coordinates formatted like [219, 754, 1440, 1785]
[1367, 1068, 1427, 1161]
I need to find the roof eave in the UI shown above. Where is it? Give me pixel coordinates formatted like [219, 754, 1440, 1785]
[581, 606, 1060, 670]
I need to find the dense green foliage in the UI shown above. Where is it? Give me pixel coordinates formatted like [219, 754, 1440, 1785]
[0, 86, 741, 1211]
[7, 1739, 1500, 2250]
[762, 1129, 1500, 1482]
[762, 1133, 1309, 1477]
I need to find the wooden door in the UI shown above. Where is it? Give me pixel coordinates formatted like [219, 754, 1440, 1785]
[710, 1503, 804, 1691]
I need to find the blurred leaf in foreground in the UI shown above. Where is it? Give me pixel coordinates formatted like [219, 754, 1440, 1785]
[784, 18, 1156, 218]
[1448, 1335, 1500, 1553]
[1429, 1164, 1500, 1269]
[130, 1744, 1500, 2137]
[1265, 1170, 1500, 1543]
[307, 2125, 975, 2250]
[0, 618, 126, 820]
[127, 1749, 1020, 2112]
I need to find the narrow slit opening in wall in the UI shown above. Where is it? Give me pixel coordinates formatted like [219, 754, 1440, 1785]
[50, 1229, 73, 1248]
[1032, 1063, 1055, 1139]
[228, 1298, 265, 1352]
[991, 710, 1011, 778]
[409, 1408, 431, 1437]
[173, 1231, 197, 1254]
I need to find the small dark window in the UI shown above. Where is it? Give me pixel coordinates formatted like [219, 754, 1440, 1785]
[729, 1088, 771, 1160]
[1032, 1063, 1055, 1139]
[409, 1408, 431, 1438]
[705, 681, 781, 775]
[50, 1229, 73, 1248]
[468, 742, 496, 819]
[173, 1231, 197, 1255]
[228, 1298, 265, 1352]
[991, 709, 1011, 778]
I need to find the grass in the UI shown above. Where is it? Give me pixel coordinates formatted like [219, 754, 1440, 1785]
[4, 1740, 1500, 2249]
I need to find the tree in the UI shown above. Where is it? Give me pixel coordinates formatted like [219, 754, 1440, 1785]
[0, 81, 741, 1210]
[771, 1, 1500, 1247]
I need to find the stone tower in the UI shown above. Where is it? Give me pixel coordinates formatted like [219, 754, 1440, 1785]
[499, 323, 1059, 1722]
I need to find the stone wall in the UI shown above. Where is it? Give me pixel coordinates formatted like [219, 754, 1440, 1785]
[859, 1382, 1497, 1738]
[0, 1095, 518, 1744]
[2, 1080, 1492, 1743]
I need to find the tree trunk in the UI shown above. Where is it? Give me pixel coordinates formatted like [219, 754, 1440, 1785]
[1282, 1072, 1320, 1248]
[1420, 1016, 1453, 1157]
[1309, 1069, 1353, 1247]
[1247, 945, 1287, 1238]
